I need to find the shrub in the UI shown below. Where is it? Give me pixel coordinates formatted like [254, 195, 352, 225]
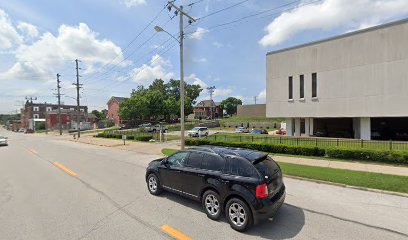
[135, 136, 153, 141]
[185, 139, 325, 157]
[326, 148, 408, 164]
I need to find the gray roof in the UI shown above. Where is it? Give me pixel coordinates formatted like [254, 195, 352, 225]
[267, 17, 408, 56]
[196, 100, 216, 108]
[109, 96, 128, 104]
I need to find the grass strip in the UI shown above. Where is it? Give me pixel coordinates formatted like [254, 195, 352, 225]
[279, 162, 408, 194]
[162, 148, 178, 156]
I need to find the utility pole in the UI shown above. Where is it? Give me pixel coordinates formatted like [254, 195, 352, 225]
[254, 96, 257, 104]
[207, 86, 216, 100]
[73, 59, 82, 138]
[166, 1, 196, 150]
[55, 73, 63, 135]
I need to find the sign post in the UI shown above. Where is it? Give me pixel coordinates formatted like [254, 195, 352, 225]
[122, 135, 127, 145]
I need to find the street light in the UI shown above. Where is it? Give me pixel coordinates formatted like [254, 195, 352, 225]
[154, 23, 186, 150]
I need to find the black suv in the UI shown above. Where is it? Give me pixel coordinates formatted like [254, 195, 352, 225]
[145, 146, 285, 232]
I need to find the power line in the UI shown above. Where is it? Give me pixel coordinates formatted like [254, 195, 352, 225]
[84, 5, 168, 82]
[197, 0, 250, 20]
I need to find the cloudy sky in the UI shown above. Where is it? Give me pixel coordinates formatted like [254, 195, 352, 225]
[0, 0, 407, 113]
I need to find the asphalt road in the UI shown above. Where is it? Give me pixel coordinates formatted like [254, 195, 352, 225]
[1, 129, 408, 240]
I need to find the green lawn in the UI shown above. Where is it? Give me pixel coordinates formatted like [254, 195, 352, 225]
[207, 133, 408, 151]
[280, 162, 408, 194]
[162, 148, 178, 156]
[161, 148, 408, 194]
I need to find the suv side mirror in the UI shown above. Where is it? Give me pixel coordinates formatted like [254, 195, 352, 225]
[161, 158, 168, 165]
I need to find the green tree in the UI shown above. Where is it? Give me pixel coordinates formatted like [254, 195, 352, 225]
[221, 97, 242, 115]
[91, 110, 107, 120]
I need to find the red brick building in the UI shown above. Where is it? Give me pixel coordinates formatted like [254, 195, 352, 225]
[46, 110, 97, 130]
[107, 96, 128, 126]
[194, 100, 223, 119]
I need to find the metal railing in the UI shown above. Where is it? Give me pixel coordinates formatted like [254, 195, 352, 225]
[207, 134, 408, 151]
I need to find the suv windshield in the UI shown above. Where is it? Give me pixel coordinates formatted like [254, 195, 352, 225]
[191, 127, 201, 131]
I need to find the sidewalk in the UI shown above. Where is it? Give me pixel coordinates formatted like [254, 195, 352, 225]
[64, 134, 408, 177]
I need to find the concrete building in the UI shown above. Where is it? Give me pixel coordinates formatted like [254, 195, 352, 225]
[266, 19, 408, 140]
[237, 104, 266, 118]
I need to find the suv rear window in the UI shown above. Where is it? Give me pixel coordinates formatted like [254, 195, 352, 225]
[254, 157, 280, 178]
[227, 156, 259, 178]
[201, 153, 224, 172]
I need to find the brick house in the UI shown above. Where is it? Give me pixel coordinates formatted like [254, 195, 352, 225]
[194, 100, 223, 119]
[46, 110, 97, 130]
[107, 96, 128, 127]
[21, 101, 89, 130]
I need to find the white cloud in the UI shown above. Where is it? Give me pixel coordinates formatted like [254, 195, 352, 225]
[0, 9, 22, 49]
[189, 27, 209, 40]
[193, 57, 207, 63]
[0, 22, 127, 81]
[130, 54, 174, 83]
[259, 0, 408, 47]
[185, 74, 208, 88]
[258, 88, 266, 100]
[214, 88, 233, 98]
[17, 22, 39, 39]
[212, 41, 223, 48]
[122, 0, 146, 8]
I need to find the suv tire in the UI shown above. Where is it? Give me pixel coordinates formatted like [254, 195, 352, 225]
[147, 173, 162, 195]
[202, 190, 222, 220]
[226, 198, 253, 232]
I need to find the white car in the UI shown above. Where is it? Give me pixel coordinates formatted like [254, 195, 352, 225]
[235, 127, 249, 133]
[188, 127, 209, 137]
[0, 136, 8, 146]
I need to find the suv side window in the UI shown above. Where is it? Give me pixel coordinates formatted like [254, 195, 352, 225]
[228, 156, 259, 178]
[186, 152, 202, 168]
[167, 152, 189, 167]
[201, 153, 225, 172]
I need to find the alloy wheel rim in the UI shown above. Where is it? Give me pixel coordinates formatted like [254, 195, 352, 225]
[229, 203, 246, 227]
[205, 194, 219, 216]
[148, 176, 157, 192]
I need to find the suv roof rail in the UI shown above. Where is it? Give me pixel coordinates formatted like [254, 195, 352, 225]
[188, 146, 216, 154]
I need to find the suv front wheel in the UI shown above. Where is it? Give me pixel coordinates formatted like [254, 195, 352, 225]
[147, 173, 162, 195]
[226, 198, 253, 232]
[202, 190, 222, 220]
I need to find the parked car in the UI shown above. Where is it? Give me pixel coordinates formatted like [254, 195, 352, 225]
[145, 146, 286, 232]
[145, 124, 168, 133]
[250, 129, 269, 135]
[315, 129, 328, 137]
[18, 128, 25, 133]
[274, 128, 286, 135]
[0, 136, 8, 146]
[235, 127, 249, 133]
[187, 127, 209, 137]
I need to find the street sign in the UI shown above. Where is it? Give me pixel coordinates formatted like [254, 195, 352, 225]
[122, 135, 127, 140]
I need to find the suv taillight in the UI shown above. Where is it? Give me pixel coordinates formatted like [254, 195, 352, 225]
[256, 184, 268, 199]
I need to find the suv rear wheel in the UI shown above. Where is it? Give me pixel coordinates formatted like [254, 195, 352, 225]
[202, 190, 222, 220]
[226, 198, 253, 232]
[147, 173, 162, 195]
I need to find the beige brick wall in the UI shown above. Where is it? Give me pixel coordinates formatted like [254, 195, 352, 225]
[237, 104, 266, 118]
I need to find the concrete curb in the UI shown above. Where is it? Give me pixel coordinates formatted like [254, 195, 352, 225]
[284, 175, 408, 198]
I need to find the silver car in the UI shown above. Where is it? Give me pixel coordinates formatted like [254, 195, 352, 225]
[0, 136, 8, 146]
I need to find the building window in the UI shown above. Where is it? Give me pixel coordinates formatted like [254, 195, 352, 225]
[33, 106, 39, 111]
[33, 114, 39, 119]
[80, 109, 84, 112]
[288, 76, 293, 100]
[300, 75, 304, 99]
[46, 107, 52, 112]
[312, 73, 317, 98]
